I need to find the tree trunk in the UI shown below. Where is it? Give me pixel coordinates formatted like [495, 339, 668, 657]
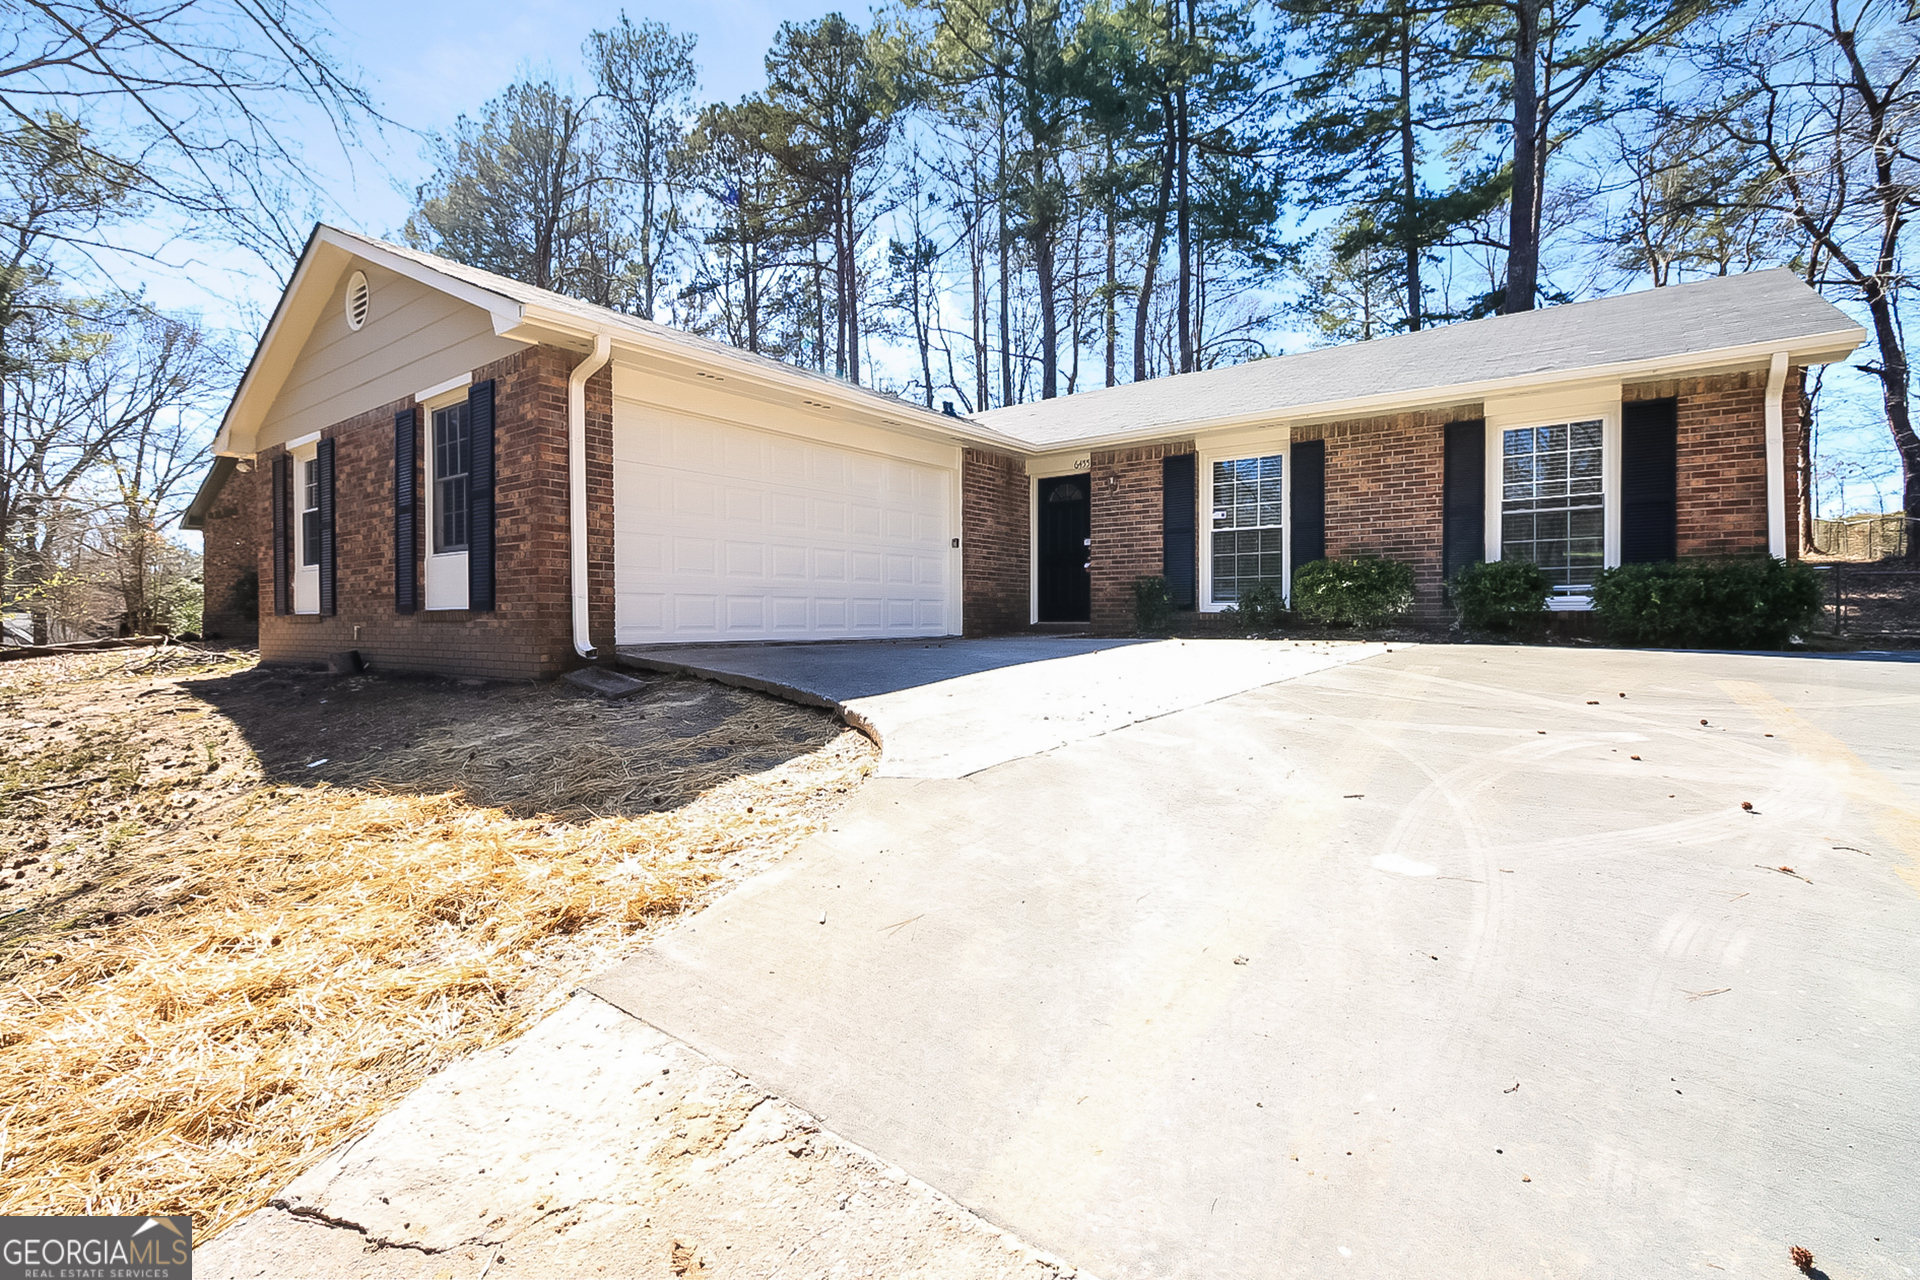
[845, 182, 862, 386]
[1104, 178, 1117, 388]
[1175, 9, 1194, 374]
[1034, 149, 1058, 400]
[1504, 0, 1542, 314]
[972, 217, 989, 411]
[1398, 5, 1423, 331]
[1863, 285, 1920, 557]
[1134, 109, 1176, 382]
[997, 80, 1015, 408]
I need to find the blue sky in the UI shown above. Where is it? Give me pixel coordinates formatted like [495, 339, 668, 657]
[122, 0, 821, 319]
[87, 0, 1904, 519]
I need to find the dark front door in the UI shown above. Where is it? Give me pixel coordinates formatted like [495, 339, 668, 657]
[1037, 474, 1091, 622]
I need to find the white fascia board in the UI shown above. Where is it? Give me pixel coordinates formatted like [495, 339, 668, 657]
[211, 230, 338, 457]
[210, 226, 529, 460]
[316, 227, 524, 335]
[1000, 326, 1868, 456]
[518, 303, 1029, 454]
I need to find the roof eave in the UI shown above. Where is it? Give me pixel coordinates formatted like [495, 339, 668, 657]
[212, 225, 527, 458]
[513, 303, 1028, 454]
[999, 326, 1867, 454]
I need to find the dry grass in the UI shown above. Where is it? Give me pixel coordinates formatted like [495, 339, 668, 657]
[0, 651, 874, 1239]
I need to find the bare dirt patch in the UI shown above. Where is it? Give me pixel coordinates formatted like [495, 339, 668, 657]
[0, 647, 874, 1238]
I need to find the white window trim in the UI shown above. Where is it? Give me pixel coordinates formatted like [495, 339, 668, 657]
[421, 385, 470, 611]
[290, 441, 320, 615]
[1485, 406, 1621, 611]
[1198, 441, 1292, 612]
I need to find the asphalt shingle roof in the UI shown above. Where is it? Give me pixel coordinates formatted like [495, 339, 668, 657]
[974, 268, 1860, 449]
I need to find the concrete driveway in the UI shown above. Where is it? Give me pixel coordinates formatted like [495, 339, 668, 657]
[594, 640, 1920, 1279]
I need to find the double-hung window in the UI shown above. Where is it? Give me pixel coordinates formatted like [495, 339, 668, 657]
[289, 443, 320, 615]
[433, 402, 470, 554]
[1501, 420, 1604, 598]
[1209, 454, 1285, 604]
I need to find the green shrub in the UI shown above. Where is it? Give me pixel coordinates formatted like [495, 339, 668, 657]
[1290, 556, 1414, 627]
[1591, 556, 1823, 648]
[1234, 581, 1287, 630]
[1133, 575, 1173, 634]
[1448, 559, 1551, 632]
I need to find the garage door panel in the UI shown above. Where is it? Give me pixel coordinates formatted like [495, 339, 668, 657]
[812, 499, 846, 534]
[726, 597, 763, 631]
[771, 545, 807, 579]
[770, 493, 807, 528]
[725, 542, 763, 576]
[675, 595, 717, 630]
[725, 487, 763, 523]
[615, 402, 955, 645]
[673, 537, 716, 575]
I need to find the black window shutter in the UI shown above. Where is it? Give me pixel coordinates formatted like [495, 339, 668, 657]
[466, 379, 497, 611]
[271, 452, 292, 616]
[1291, 438, 1326, 568]
[1162, 453, 1196, 608]
[1442, 420, 1486, 579]
[316, 437, 337, 615]
[394, 408, 419, 614]
[1621, 398, 1678, 564]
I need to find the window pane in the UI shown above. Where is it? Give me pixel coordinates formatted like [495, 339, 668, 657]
[1502, 419, 1603, 595]
[302, 509, 320, 567]
[433, 404, 471, 553]
[1209, 453, 1286, 604]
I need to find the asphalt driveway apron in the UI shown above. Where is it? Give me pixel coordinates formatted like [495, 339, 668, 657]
[591, 642, 1920, 1279]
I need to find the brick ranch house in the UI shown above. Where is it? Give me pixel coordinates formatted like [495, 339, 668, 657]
[184, 225, 1864, 677]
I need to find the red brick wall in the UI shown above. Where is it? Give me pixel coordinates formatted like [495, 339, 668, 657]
[1089, 440, 1194, 632]
[961, 448, 1030, 635]
[1625, 368, 1798, 558]
[1292, 405, 1473, 622]
[214, 344, 615, 680]
[199, 462, 263, 641]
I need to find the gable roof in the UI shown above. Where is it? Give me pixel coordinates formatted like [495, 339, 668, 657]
[975, 268, 1863, 450]
[211, 224, 1028, 459]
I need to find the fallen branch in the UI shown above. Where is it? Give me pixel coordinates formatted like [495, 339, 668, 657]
[0, 637, 169, 663]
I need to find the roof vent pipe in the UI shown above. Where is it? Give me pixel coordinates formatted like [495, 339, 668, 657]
[942, 401, 957, 417]
[569, 335, 612, 660]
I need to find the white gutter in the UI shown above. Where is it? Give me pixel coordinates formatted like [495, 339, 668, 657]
[568, 334, 613, 659]
[978, 328, 1865, 457]
[1765, 350, 1789, 559]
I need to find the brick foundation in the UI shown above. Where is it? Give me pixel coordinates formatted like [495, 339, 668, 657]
[962, 449, 1030, 635]
[205, 344, 614, 680]
[1088, 441, 1195, 631]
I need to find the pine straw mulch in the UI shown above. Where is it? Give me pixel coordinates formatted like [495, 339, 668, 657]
[0, 648, 874, 1239]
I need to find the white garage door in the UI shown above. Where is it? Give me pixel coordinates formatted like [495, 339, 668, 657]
[613, 401, 957, 644]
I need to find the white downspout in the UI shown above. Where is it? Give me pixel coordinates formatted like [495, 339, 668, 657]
[1764, 350, 1789, 560]
[569, 335, 612, 659]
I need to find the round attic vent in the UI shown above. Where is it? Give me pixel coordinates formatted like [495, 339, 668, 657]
[345, 270, 370, 331]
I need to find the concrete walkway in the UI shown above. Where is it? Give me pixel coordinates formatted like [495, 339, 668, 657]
[591, 644, 1920, 1279]
[618, 637, 1387, 778]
